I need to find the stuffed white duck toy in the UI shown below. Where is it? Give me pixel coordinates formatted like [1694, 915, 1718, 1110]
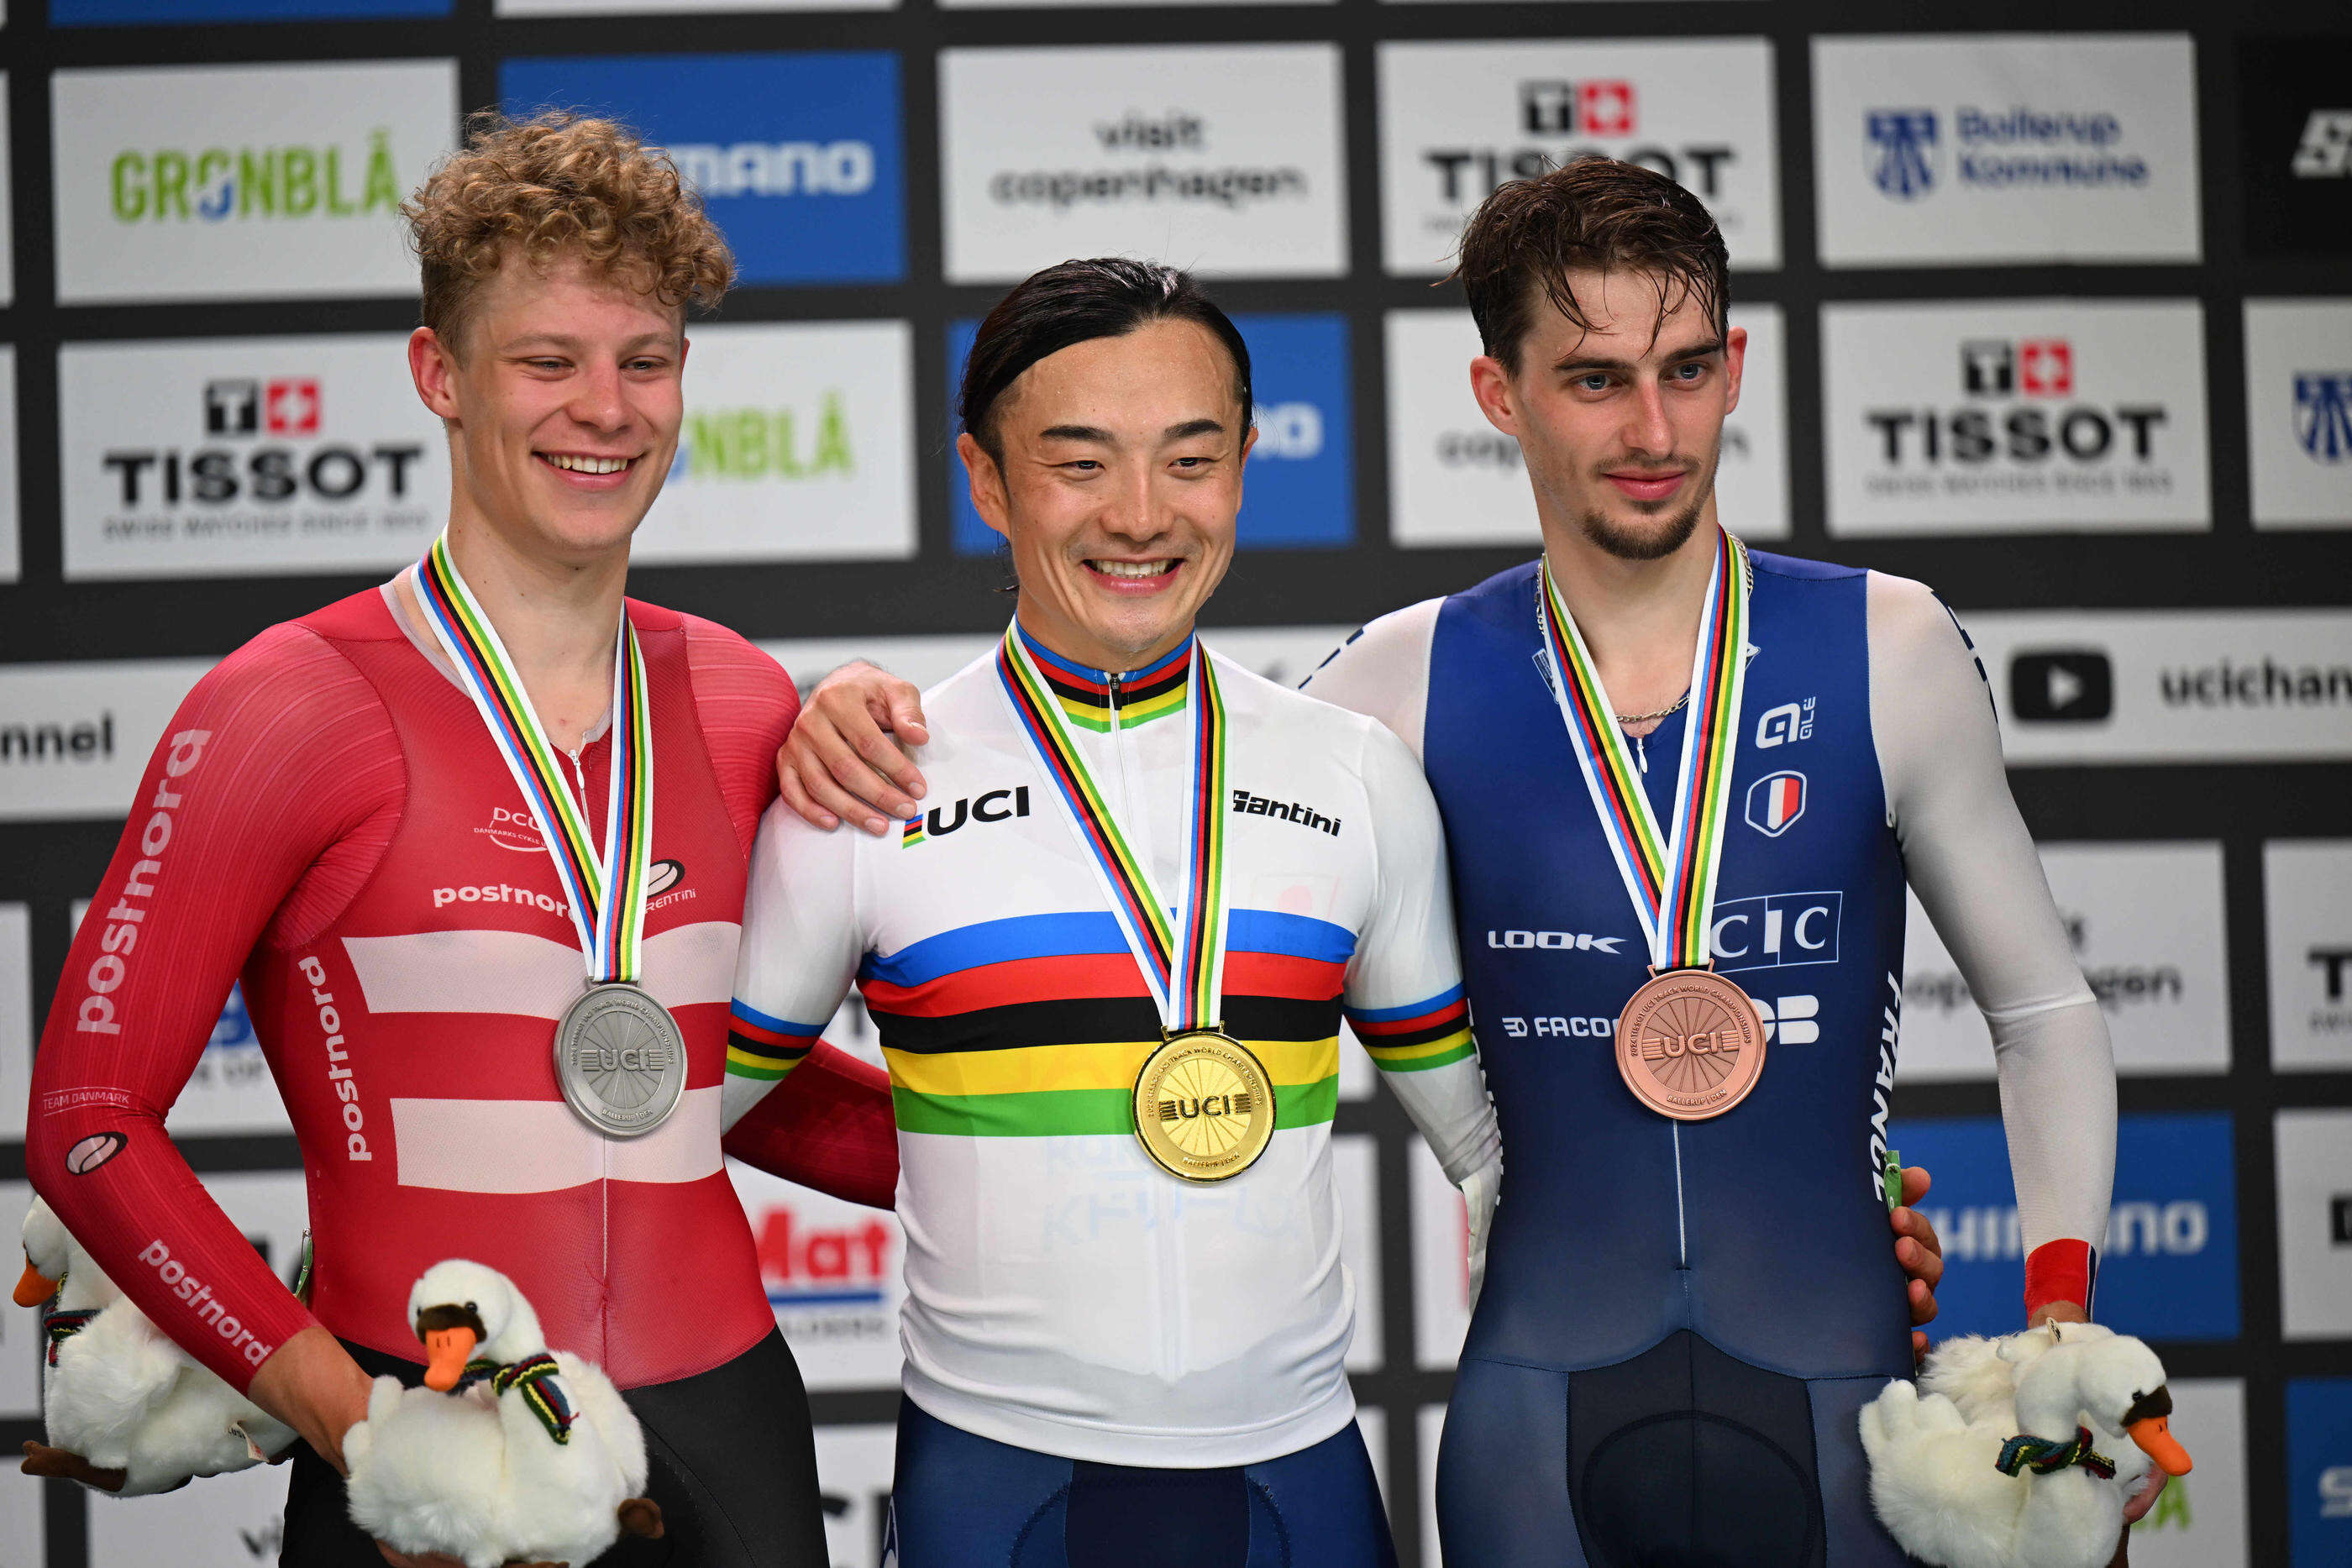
[13, 1197, 296, 1495]
[1859, 1320, 2192, 1568]
[343, 1260, 662, 1568]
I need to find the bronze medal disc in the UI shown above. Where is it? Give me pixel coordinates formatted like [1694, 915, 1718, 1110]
[1614, 968, 1766, 1121]
[1132, 1030, 1277, 1183]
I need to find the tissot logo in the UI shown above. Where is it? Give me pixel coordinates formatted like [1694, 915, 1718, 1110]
[102, 379, 423, 511]
[2298, 374, 2352, 463]
[1523, 79, 1634, 138]
[1962, 338, 2072, 397]
[2008, 649, 2114, 723]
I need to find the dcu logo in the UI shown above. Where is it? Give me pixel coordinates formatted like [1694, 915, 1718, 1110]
[1866, 110, 1939, 200]
[1745, 771, 1805, 836]
[2296, 373, 2352, 462]
[502, 53, 905, 286]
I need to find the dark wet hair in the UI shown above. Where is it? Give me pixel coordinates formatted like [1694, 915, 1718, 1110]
[1451, 157, 1729, 372]
[958, 258, 1253, 461]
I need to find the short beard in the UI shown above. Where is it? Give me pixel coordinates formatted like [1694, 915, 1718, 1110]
[1576, 490, 1707, 562]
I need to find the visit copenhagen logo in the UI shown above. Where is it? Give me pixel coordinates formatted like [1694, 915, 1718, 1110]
[109, 129, 402, 225]
[1866, 104, 2147, 201]
[990, 108, 1308, 212]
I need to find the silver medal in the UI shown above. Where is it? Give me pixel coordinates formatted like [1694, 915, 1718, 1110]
[554, 982, 686, 1137]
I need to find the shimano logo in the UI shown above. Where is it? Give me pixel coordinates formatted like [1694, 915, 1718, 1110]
[670, 140, 876, 198]
[1486, 929, 1623, 954]
[137, 1240, 274, 1366]
[1232, 789, 1340, 836]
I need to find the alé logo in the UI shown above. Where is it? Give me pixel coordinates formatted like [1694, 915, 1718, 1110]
[2296, 373, 2352, 463]
[111, 129, 402, 225]
[671, 393, 855, 484]
[752, 1201, 893, 1308]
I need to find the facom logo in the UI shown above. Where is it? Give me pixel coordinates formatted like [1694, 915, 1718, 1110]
[672, 396, 855, 483]
[2297, 373, 2352, 463]
[111, 129, 402, 225]
[753, 1202, 894, 1308]
[1424, 78, 1735, 208]
[2292, 110, 2352, 178]
[1862, 338, 2167, 472]
[670, 141, 875, 199]
[102, 378, 428, 514]
[1867, 102, 2146, 202]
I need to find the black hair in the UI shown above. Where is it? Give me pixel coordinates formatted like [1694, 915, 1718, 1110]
[958, 258, 1253, 461]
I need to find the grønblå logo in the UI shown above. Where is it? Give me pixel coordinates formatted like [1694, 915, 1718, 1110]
[2296, 373, 2352, 463]
[1866, 110, 1939, 200]
[501, 53, 903, 286]
[111, 130, 402, 228]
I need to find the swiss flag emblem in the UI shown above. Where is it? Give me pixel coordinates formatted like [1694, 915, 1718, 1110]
[1745, 771, 1806, 837]
[2018, 340, 2073, 397]
[265, 378, 321, 435]
[1579, 81, 1636, 138]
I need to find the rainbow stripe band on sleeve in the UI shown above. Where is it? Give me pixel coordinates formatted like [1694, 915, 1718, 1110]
[1347, 986, 1477, 1072]
[726, 998, 822, 1081]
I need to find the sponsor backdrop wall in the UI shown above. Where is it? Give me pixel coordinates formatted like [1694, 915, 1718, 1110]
[2, 0, 2349, 1563]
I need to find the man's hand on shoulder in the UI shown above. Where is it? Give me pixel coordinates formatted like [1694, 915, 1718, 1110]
[1890, 1165, 1945, 1364]
[776, 662, 931, 836]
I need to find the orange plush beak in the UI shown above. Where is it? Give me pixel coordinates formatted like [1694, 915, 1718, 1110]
[13, 1260, 58, 1308]
[2129, 1413, 2193, 1476]
[421, 1325, 478, 1392]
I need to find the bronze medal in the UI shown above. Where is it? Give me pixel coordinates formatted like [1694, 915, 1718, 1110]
[1614, 968, 1766, 1121]
[1131, 1029, 1276, 1183]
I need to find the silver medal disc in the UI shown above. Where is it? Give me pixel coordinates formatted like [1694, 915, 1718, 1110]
[554, 982, 686, 1137]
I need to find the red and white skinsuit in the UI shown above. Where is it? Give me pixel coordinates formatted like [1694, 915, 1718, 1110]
[28, 582, 897, 1395]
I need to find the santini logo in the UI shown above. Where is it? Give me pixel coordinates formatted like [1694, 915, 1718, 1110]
[66, 1131, 128, 1175]
[1232, 789, 1340, 836]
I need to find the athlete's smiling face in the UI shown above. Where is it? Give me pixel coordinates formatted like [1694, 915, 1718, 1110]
[958, 317, 1253, 674]
[410, 246, 688, 564]
[1471, 266, 1745, 562]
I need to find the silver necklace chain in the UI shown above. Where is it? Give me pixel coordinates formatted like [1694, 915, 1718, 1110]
[1614, 688, 1693, 727]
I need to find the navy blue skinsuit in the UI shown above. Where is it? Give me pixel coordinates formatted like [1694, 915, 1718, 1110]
[1420, 557, 1915, 1568]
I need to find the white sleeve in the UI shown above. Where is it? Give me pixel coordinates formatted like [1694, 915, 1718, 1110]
[1299, 598, 1442, 764]
[1868, 571, 2116, 1287]
[722, 798, 866, 1133]
[1342, 718, 1501, 1186]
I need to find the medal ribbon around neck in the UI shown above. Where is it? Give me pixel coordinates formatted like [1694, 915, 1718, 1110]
[413, 532, 655, 985]
[996, 627, 1229, 1032]
[1536, 530, 1751, 972]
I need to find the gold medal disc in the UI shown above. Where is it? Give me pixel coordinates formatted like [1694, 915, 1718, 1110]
[1614, 968, 1766, 1121]
[1132, 1030, 1277, 1183]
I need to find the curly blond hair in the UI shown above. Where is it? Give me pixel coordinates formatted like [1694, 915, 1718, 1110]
[405, 109, 733, 351]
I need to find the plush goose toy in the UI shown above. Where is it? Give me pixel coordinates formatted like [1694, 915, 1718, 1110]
[343, 1260, 662, 1568]
[13, 1197, 296, 1495]
[1859, 1321, 2192, 1568]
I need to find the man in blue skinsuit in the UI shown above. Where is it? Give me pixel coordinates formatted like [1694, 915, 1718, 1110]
[1295, 162, 2135, 1565]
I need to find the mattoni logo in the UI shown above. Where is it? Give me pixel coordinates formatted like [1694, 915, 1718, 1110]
[753, 1200, 894, 1309]
[2293, 110, 2352, 178]
[2009, 649, 2114, 723]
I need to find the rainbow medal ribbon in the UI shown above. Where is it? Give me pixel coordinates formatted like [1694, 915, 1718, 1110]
[995, 627, 1275, 1183]
[412, 532, 685, 1137]
[1535, 532, 1767, 1121]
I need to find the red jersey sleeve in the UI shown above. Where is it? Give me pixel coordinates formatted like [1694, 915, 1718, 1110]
[28, 621, 403, 1392]
[681, 618, 898, 1209]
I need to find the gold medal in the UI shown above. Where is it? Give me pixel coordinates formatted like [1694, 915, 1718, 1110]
[1614, 968, 1766, 1121]
[1131, 1029, 1276, 1183]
